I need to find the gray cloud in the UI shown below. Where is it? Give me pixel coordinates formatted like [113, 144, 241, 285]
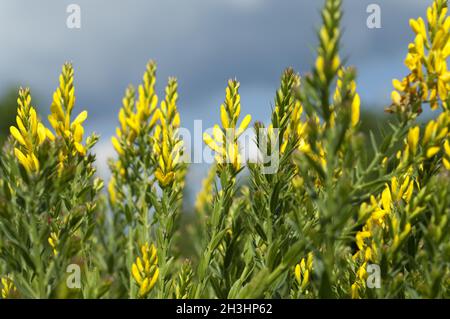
[0, 0, 430, 133]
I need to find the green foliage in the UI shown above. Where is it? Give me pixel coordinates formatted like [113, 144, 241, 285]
[0, 0, 449, 299]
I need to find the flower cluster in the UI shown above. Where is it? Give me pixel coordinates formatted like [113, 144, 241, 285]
[49, 63, 88, 156]
[203, 79, 251, 172]
[294, 253, 313, 292]
[131, 243, 159, 298]
[152, 77, 184, 188]
[352, 175, 414, 298]
[111, 61, 159, 156]
[1, 277, 16, 299]
[9, 88, 51, 172]
[390, 0, 450, 113]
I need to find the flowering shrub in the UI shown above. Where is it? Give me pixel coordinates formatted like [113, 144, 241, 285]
[0, 0, 449, 299]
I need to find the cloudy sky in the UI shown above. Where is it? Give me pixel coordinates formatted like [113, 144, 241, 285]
[0, 0, 431, 202]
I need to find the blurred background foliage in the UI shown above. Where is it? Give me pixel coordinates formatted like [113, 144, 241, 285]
[0, 89, 18, 146]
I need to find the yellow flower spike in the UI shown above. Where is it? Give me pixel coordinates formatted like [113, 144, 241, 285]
[150, 77, 185, 189]
[407, 126, 420, 156]
[131, 243, 159, 298]
[48, 63, 88, 157]
[1, 277, 17, 299]
[205, 79, 248, 173]
[294, 253, 313, 290]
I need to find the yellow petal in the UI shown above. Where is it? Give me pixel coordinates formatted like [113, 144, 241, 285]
[74, 142, 86, 156]
[147, 268, 159, 292]
[294, 264, 301, 284]
[139, 278, 150, 297]
[443, 158, 450, 170]
[72, 110, 88, 127]
[407, 126, 420, 156]
[444, 140, 450, 156]
[220, 104, 229, 129]
[37, 123, 46, 145]
[426, 146, 440, 158]
[131, 263, 143, 285]
[351, 94, 360, 127]
[46, 128, 55, 141]
[382, 186, 392, 212]
[237, 114, 252, 136]
[74, 124, 84, 143]
[10, 126, 26, 146]
[391, 91, 402, 105]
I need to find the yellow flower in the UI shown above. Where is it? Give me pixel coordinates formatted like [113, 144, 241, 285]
[153, 77, 185, 188]
[111, 61, 160, 165]
[391, 0, 450, 112]
[356, 231, 371, 250]
[294, 252, 313, 291]
[1, 277, 17, 299]
[48, 232, 59, 256]
[195, 164, 217, 214]
[131, 243, 159, 298]
[203, 80, 251, 172]
[351, 282, 360, 299]
[10, 88, 48, 173]
[351, 93, 361, 127]
[48, 63, 88, 157]
[426, 146, 441, 158]
[444, 139, 450, 169]
[407, 126, 420, 156]
[381, 186, 392, 212]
